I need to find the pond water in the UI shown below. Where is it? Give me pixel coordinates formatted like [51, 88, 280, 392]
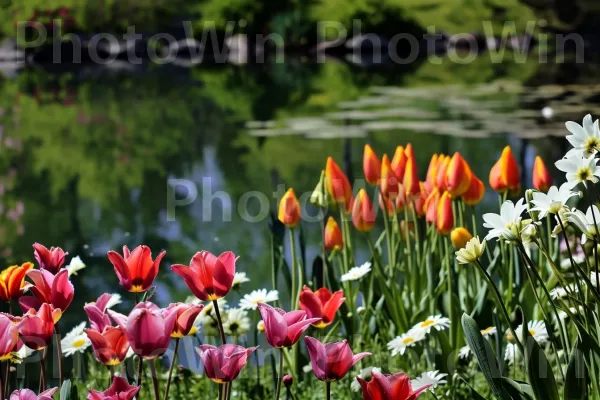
[1, 50, 599, 326]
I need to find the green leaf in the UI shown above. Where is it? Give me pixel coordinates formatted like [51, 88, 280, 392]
[59, 379, 72, 400]
[521, 309, 560, 400]
[564, 340, 587, 400]
[501, 378, 535, 400]
[461, 313, 507, 400]
[455, 374, 487, 400]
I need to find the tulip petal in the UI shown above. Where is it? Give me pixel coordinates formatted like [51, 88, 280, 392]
[171, 263, 207, 301]
[304, 336, 327, 380]
[107, 250, 132, 290]
[51, 269, 74, 312]
[19, 296, 42, 314]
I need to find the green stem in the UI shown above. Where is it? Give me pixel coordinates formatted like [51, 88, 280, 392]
[213, 300, 227, 345]
[275, 348, 284, 400]
[326, 381, 331, 400]
[40, 349, 47, 392]
[137, 356, 143, 387]
[289, 228, 298, 309]
[54, 325, 63, 386]
[149, 358, 161, 400]
[163, 338, 180, 400]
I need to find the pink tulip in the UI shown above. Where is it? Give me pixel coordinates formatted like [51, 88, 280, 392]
[84, 293, 114, 333]
[304, 337, 370, 382]
[0, 313, 20, 360]
[10, 388, 58, 400]
[107, 245, 165, 293]
[357, 371, 430, 400]
[257, 303, 320, 348]
[171, 250, 236, 301]
[33, 243, 66, 274]
[162, 303, 204, 338]
[108, 302, 176, 359]
[87, 376, 140, 400]
[19, 303, 61, 350]
[197, 344, 258, 383]
[19, 269, 74, 314]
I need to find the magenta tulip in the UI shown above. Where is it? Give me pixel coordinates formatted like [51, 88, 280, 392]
[87, 376, 140, 400]
[0, 313, 21, 360]
[304, 337, 370, 382]
[33, 243, 66, 274]
[257, 303, 320, 348]
[171, 250, 236, 301]
[161, 303, 204, 338]
[19, 303, 61, 350]
[357, 371, 430, 400]
[84, 293, 114, 333]
[19, 269, 74, 314]
[109, 302, 176, 359]
[10, 387, 58, 400]
[197, 344, 258, 384]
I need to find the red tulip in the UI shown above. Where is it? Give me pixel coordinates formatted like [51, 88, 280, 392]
[0, 262, 33, 301]
[304, 337, 370, 382]
[85, 327, 130, 366]
[409, 182, 427, 217]
[424, 188, 440, 224]
[10, 388, 58, 400]
[107, 245, 165, 293]
[162, 303, 204, 338]
[403, 146, 420, 199]
[33, 243, 66, 274]
[435, 155, 450, 192]
[380, 154, 400, 199]
[436, 191, 454, 235]
[257, 303, 320, 348]
[109, 302, 176, 359]
[298, 286, 345, 328]
[84, 293, 114, 333]
[363, 144, 381, 185]
[324, 217, 343, 251]
[325, 157, 353, 209]
[533, 156, 552, 193]
[445, 152, 472, 196]
[0, 314, 20, 360]
[171, 250, 236, 301]
[489, 146, 520, 194]
[87, 376, 140, 400]
[352, 189, 375, 232]
[197, 344, 258, 383]
[19, 303, 61, 350]
[424, 154, 439, 193]
[357, 371, 429, 400]
[278, 188, 301, 227]
[19, 269, 74, 314]
[390, 146, 407, 180]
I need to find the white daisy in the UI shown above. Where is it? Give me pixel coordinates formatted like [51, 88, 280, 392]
[591, 272, 600, 287]
[564, 114, 600, 157]
[341, 262, 372, 282]
[483, 199, 528, 242]
[555, 151, 600, 188]
[480, 326, 497, 338]
[66, 256, 86, 276]
[239, 289, 279, 310]
[550, 284, 579, 300]
[566, 205, 600, 244]
[105, 293, 122, 309]
[125, 347, 135, 359]
[256, 320, 265, 332]
[223, 308, 250, 336]
[412, 315, 451, 334]
[351, 367, 382, 392]
[185, 295, 203, 306]
[514, 320, 549, 344]
[411, 370, 448, 393]
[201, 298, 228, 314]
[530, 184, 580, 218]
[505, 343, 521, 365]
[558, 306, 585, 320]
[61, 322, 91, 357]
[455, 237, 486, 264]
[12, 345, 34, 364]
[458, 346, 471, 360]
[232, 272, 250, 290]
[387, 329, 427, 356]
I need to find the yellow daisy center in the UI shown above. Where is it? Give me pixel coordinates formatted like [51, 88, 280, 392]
[585, 137, 599, 154]
[73, 339, 86, 348]
[577, 167, 592, 182]
[420, 320, 435, 328]
[402, 337, 415, 345]
[529, 329, 536, 336]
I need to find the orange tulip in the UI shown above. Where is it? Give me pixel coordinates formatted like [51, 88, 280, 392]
[451, 227, 473, 249]
[0, 262, 33, 301]
[324, 217, 343, 251]
[390, 146, 407, 179]
[363, 144, 381, 186]
[352, 189, 375, 232]
[278, 188, 301, 227]
[533, 156, 552, 193]
[380, 154, 401, 199]
[325, 157, 353, 208]
[379, 193, 395, 215]
[435, 155, 450, 192]
[462, 176, 485, 205]
[424, 188, 440, 224]
[425, 154, 439, 192]
[403, 145, 420, 199]
[436, 191, 454, 235]
[410, 182, 427, 217]
[489, 146, 520, 194]
[395, 187, 406, 212]
[445, 152, 472, 196]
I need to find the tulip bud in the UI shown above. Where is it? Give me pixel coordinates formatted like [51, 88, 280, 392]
[436, 191, 454, 235]
[352, 189, 375, 232]
[451, 227, 473, 249]
[425, 153, 439, 192]
[435, 155, 450, 192]
[445, 152, 472, 196]
[489, 146, 520, 194]
[278, 188, 301, 227]
[363, 144, 381, 185]
[324, 216, 343, 251]
[325, 157, 353, 209]
[525, 189, 539, 223]
[310, 170, 328, 208]
[410, 182, 427, 217]
[403, 145, 420, 199]
[283, 375, 294, 387]
[380, 154, 400, 199]
[424, 188, 440, 224]
[532, 156, 552, 193]
[390, 146, 407, 178]
[462, 176, 485, 206]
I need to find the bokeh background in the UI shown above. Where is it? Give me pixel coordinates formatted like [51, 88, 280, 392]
[0, 0, 599, 327]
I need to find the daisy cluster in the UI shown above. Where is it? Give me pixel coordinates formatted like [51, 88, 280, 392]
[387, 315, 450, 356]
